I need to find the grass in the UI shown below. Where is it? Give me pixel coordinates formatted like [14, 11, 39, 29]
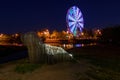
[14, 63, 42, 74]
[68, 45, 120, 80]
[74, 72, 90, 80]
[85, 58, 120, 80]
[89, 58, 120, 72]
[14, 59, 42, 74]
[73, 55, 120, 80]
[75, 54, 120, 72]
[86, 66, 120, 80]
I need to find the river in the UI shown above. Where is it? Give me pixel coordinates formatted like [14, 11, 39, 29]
[47, 43, 97, 50]
[0, 42, 97, 64]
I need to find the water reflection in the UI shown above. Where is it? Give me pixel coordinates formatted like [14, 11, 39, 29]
[47, 43, 97, 49]
[47, 43, 73, 49]
[75, 44, 83, 47]
[75, 43, 97, 47]
[0, 42, 97, 49]
[0, 42, 23, 46]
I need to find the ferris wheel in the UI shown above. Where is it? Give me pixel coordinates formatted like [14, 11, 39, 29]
[66, 6, 84, 36]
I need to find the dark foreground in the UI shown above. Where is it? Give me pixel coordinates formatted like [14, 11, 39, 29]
[0, 45, 28, 64]
[0, 44, 120, 80]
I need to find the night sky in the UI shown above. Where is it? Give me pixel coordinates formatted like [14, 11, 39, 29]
[0, 0, 120, 33]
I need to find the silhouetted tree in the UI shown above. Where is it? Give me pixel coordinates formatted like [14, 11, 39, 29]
[100, 26, 120, 44]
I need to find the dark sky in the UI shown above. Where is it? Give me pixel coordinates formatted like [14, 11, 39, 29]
[0, 0, 120, 33]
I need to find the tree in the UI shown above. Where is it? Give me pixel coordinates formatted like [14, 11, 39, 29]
[100, 26, 120, 44]
[51, 30, 59, 39]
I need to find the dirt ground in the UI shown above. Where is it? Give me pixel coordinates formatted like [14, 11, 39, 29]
[0, 60, 90, 80]
[0, 45, 120, 80]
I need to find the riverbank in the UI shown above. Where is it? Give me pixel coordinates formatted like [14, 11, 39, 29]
[0, 45, 120, 80]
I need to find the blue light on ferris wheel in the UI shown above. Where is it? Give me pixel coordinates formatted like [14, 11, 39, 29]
[66, 6, 84, 36]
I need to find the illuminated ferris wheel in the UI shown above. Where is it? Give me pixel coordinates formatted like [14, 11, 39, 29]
[66, 6, 84, 36]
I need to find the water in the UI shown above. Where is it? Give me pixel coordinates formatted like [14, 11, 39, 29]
[47, 43, 97, 49]
[0, 42, 97, 64]
[0, 42, 23, 46]
[0, 51, 28, 64]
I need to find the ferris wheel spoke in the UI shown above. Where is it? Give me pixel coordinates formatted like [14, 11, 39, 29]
[70, 24, 76, 33]
[76, 7, 79, 16]
[79, 27, 82, 32]
[78, 15, 83, 21]
[79, 21, 84, 24]
[68, 15, 75, 22]
[69, 22, 75, 27]
[73, 25, 77, 34]
[79, 20, 84, 25]
[73, 6, 76, 16]
[78, 23, 84, 28]
[78, 18, 83, 22]
[77, 12, 82, 20]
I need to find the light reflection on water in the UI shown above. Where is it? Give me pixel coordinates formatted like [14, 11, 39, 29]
[0, 42, 97, 49]
[0, 42, 23, 46]
[47, 43, 97, 49]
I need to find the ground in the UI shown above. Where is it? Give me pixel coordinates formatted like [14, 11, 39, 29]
[0, 45, 120, 80]
[0, 61, 89, 80]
